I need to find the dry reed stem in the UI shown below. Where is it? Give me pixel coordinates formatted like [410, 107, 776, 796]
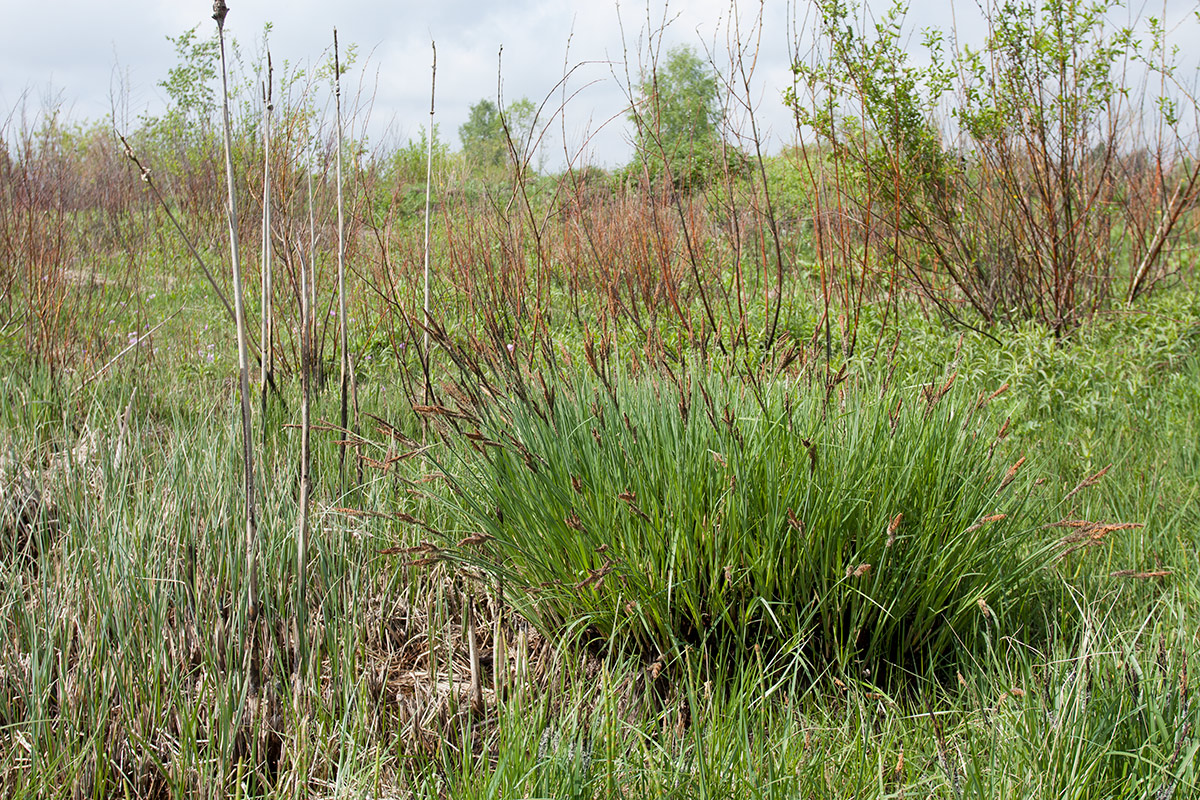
[259, 51, 274, 422]
[466, 600, 483, 714]
[333, 27, 357, 486]
[422, 42, 437, 397]
[214, 1, 261, 654]
[118, 137, 236, 325]
[295, 150, 313, 683]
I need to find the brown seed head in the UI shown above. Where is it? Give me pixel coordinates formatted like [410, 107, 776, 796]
[1064, 463, 1112, 501]
[977, 597, 992, 619]
[997, 456, 1026, 492]
[886, 513, 902, 547]
[1110, 569, 1171, 579]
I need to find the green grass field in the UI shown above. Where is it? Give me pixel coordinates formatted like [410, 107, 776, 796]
[2, 274, 1198, 797]
[3, 1, 1200, 792]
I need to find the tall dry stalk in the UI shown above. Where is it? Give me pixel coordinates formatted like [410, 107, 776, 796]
[213, 0, 260, 647]
[259, 52, 274, 425]
[296, 163, 314, 680]
[422, 42, 437, 404]
[333, 28, 356, 483]
[308, 141, 318, 371]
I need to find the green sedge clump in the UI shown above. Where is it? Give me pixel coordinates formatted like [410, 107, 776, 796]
[436, 368, 1059, 678]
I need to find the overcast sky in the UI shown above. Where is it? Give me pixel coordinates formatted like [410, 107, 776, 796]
[2, 1, 1196, 168]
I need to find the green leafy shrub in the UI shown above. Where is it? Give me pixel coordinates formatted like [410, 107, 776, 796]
[787, 0, 1200, 338]
[436, 368, 1060, 677]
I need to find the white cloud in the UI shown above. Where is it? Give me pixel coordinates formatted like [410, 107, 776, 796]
[4, 1, 1197, 167]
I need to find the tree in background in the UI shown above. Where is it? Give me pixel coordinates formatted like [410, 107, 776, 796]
[392, 124, 449, 183]
[381, 124, 452, 217]
[458, 97, 538, 174]
[632, 45, 722, 189]
[154, 27, 219, 137]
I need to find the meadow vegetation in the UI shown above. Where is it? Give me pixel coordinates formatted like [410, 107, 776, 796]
[1, 1, 1199, 797]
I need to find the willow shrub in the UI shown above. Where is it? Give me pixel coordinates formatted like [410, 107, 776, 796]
[435, 369, 1060, 676]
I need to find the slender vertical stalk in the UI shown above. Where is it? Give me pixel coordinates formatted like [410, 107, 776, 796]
[297, 154, 318, 679]
[466, 598, 483, 714]
[334, 28, 354, 484]
[422, 42, 437, 405]
[296, 203, 312, 682]
[308, 145, 317, 368]
[213, 0, 259, 655]
[259, 52, 274, 432]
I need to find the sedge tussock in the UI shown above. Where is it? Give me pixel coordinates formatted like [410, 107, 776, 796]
[420, 367, 1063, 680]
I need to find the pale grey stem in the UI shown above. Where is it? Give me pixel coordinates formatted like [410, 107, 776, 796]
[260, 53, 274, 411]
[296, 250, 312, 682]
[422, 41, 437, 399]
[214, 0, 260, 647]
[467, 598, 483, 714]
[334, 28, 353, 485]
[308, 147, 317, 347]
